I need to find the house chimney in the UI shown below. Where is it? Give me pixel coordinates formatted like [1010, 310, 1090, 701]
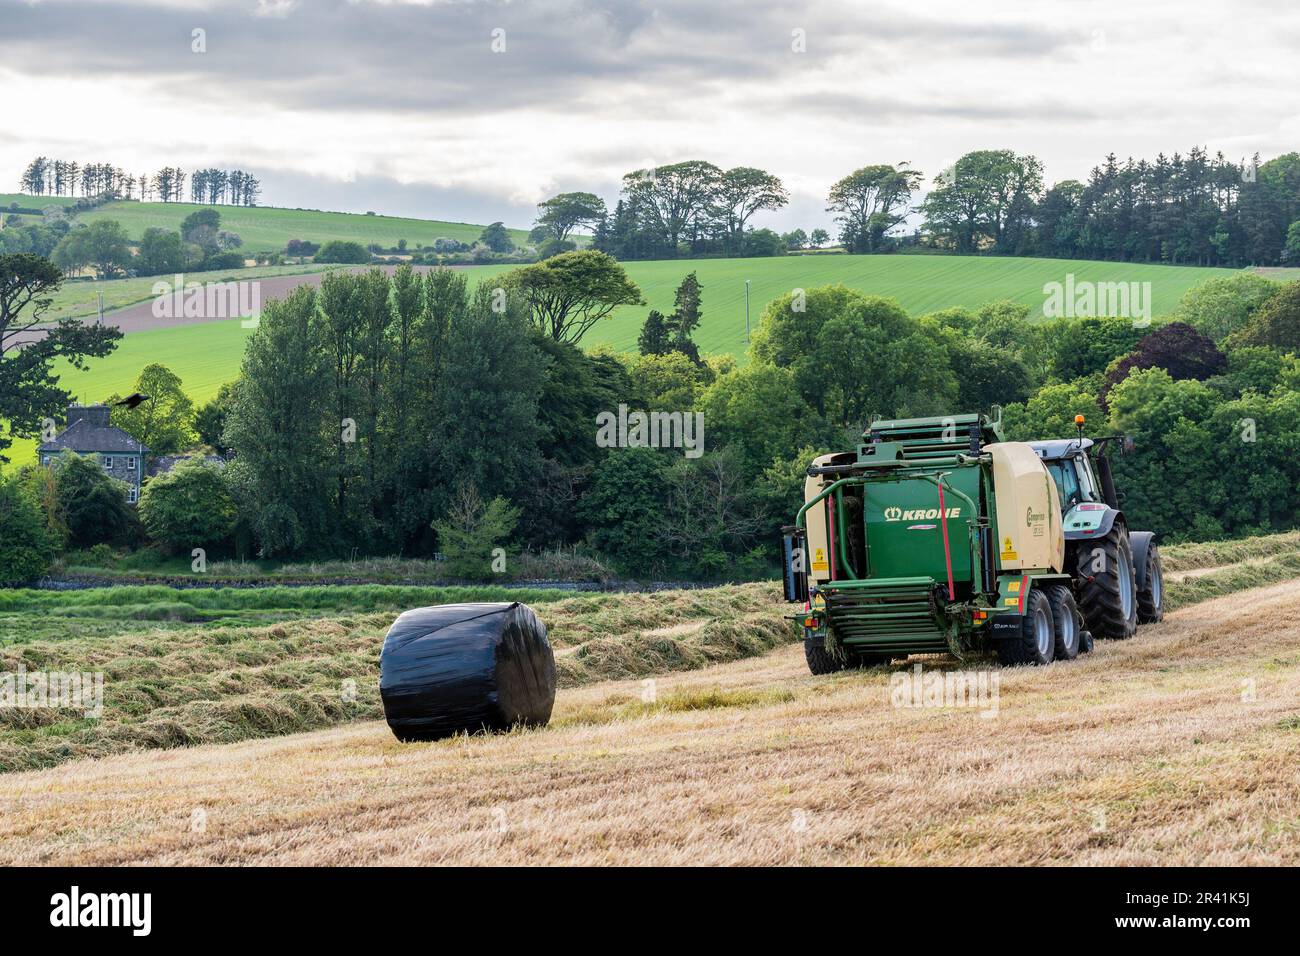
[67, 403, 111, 428]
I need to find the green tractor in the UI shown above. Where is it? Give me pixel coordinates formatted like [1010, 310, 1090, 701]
[782, 409, 1162, 673]
[1028, 414, 1164, 640]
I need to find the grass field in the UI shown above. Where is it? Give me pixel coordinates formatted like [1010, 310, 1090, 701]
[54, 253, 1239, 350]
[20, 320, 256, 410]
[3, 191, 527, 249]
[2, 320, 268, 465]
[54, 547, 612, 586]
[72, 198, 529, 252]
[606, 254, 1237, 356]
[0, 583, 580, 646]
[0, 192, 78, 210]
[4, 253, 1240, 467]
[1, 542, 1297, 863]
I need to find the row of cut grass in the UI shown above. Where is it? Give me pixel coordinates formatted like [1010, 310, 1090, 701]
[1160, 530, 1300, 572]
[0, 530, 1295, 772]
[0, 582, 785, 772]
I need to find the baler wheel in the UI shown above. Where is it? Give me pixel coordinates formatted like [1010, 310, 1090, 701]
[996, 588, 1056, 666]
[1045, 584, 1082, 661]
[804, 635, 850, 675]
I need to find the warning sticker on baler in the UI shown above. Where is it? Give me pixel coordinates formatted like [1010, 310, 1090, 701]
[1000, 536, 1018, 561]
[812, 547, 829, 572]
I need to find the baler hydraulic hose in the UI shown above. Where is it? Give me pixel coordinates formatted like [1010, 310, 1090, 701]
[937, 482, 955, 600]
[796, 477, 861, 527]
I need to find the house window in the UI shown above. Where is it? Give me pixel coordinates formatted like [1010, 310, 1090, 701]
[127, 485, 138, 504]
[41, 456, 49, 466]
[101, 455, 112, 470]
[126, 456, 137, 471]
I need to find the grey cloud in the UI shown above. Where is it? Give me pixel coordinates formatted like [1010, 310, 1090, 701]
[243, 166, 541, 227]
[0, 0, 1079, 116]
[786, 90, 1102, 124]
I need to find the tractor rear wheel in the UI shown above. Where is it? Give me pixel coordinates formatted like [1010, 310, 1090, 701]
[996, 588, 1056, 666]
[1137, 543, 1164, 624]
[804, 635, 849, 674]
[1046, 585, 1082, 661]
[1074, 526, 1138, 640]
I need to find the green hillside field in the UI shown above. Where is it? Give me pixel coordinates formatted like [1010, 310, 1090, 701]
[51, 197, 528, 252]
[599, 254, 1237, 355]
[0, 192, 79, 229]
[2, 253, 1238, 466]
[0, 192, 79, 210]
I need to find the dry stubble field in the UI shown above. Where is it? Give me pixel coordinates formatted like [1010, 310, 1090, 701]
[1, 576, 1298, 866]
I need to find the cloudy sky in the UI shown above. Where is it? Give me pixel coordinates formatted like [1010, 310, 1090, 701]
[2, 0, 1297, 232]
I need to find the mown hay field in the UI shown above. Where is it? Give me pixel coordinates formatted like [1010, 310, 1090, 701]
[1, 531, 1296, 776]
[1, 573, 1297, 865]
[0, 582, 784, 772]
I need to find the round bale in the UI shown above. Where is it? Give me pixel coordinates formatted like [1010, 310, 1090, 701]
[379, 602, 556, 742]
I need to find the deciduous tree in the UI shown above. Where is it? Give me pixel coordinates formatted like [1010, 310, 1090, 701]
[506, 250, 642, 345]
[108, 363, 196, 454]
[827, 164, 922, 253]
[535, 192, 607, 241]
[714, 167, 788, 254]
[0, 253, 120, 462]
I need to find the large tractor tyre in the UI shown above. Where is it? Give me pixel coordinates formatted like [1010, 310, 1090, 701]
[1046, 585, 1083, 661]
[996, 588, 1056, 666]
[1074, 527, 1139, 640]
[1137, 543, 1164, 624]
[804, 636, 850, 675]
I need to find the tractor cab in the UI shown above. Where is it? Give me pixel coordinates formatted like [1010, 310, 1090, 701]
[1028, 416, 1125, 540]
[1031, 438, 1103, 511]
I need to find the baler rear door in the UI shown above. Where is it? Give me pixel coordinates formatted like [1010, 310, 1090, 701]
[863, 475, 975, 590]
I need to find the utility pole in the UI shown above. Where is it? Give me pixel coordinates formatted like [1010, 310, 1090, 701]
[97, 288, 104, 326]
[745, 279, 751, 343]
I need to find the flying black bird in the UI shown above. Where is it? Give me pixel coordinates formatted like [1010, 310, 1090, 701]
[113, 393, 151, 410]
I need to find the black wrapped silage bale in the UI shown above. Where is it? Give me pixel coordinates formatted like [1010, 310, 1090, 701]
[379, 602, 556, 742]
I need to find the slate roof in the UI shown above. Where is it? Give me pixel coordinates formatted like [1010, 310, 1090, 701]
[38, 418, 148, 455]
